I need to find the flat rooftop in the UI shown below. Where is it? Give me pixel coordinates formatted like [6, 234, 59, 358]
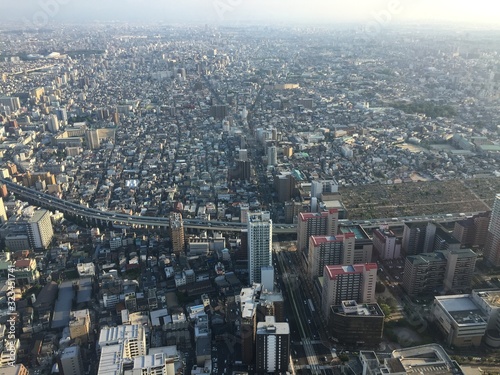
[475, 290, 500, 308]
[339, 225, 369, 240]
[436, 295, 487, 326]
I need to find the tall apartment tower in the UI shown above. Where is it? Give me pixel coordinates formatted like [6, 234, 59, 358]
[372, 226, 401, 260]
[85, 129, 100, 150]
[267, 146, 277, 166]
[27, 209, 54, 250]
[59, 346, 84, 375]
[297, 209, 339, 254]
[47, 114, 60, 133]
[485, 194, 500, 266]
[401, 222, 427, 255]
[402, 249, 477, 296]
[453, 212, 490, 247]
[0, 197, 7, 223]
[307, 233, 356, 281]
[256, 316, 290, 374]
[248, 211, 272, 284]
[321, 263, 377, 318]
[170, 212, 185, 254]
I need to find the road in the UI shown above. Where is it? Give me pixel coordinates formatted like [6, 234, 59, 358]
[273, 243, 322, 375]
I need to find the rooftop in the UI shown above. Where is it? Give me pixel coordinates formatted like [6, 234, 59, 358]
[338, 224, 370, 240]
[435, 295, 487, 326]
[474, 289, 500, 308]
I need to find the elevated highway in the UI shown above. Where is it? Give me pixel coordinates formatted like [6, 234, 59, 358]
[1, 179, 483, 233]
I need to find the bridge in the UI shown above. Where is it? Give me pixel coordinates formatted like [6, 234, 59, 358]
[0, 179, 297, 232]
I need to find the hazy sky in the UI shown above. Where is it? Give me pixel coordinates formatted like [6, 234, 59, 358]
[2, 0, 500, 27]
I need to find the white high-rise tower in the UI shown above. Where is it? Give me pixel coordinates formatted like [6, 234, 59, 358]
[485, 194, 500, 266]
[248, 211, 272, 284]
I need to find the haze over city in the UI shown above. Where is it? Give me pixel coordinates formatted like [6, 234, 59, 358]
[2, 0, 500, 375]
[0, 0, 500, 26]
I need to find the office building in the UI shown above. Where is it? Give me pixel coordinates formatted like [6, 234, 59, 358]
[431, 294, 488, 347]
[485, 194, 500, 266]
[453, 212, 490, 247]
[98, 325, 147, 374]
[256, 316, 290, 374]
[329, 301, 384, 347]
[358, 344, 465, 375]
[169, 212, 185, 254]
[307, 233, 356, 281]
[372, 226, 401, 259]
[297, 209, 338, 254]
[248, 212, 272, 284]
[59, 346, 84, 375]
[402, 249, 477, 296]
[321, 263, 377, 318]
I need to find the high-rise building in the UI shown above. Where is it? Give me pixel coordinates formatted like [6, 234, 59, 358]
[321, 263, 377, 318]
[401, 222, 427, 255]
[248, 211, 272, 284]
[267, 145, 277, 166]
[237, 160, 251, 181]
[170, 212, 185, 254]
[69, 309, 91, 344]
[255, 316, 290, 374]
[310, 179, 338, 199]
[485, 194, 500, 266]
[47, 114, 60, 133]
[274, 173, 296, 203]
[59, 346, 84, 375]
[238, 149, 248, 161]
[443, 248, 477, 292]
[453, 212, 490, 248]
[402, 249, 477, 296]
[329, 301, 384, 347]
[372, 226, 401, 260]
[98, 324, 147, 374]
[307, 233, 356, 281]
[0, 96, 21, 111]
[297, 209, 338, 254]
[27, 209, 54, 250]
[0, 197, 7, 223]
[85, 129, 100, 149]
[261, 266, 274, 292]
[284, 200, 304, 224]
